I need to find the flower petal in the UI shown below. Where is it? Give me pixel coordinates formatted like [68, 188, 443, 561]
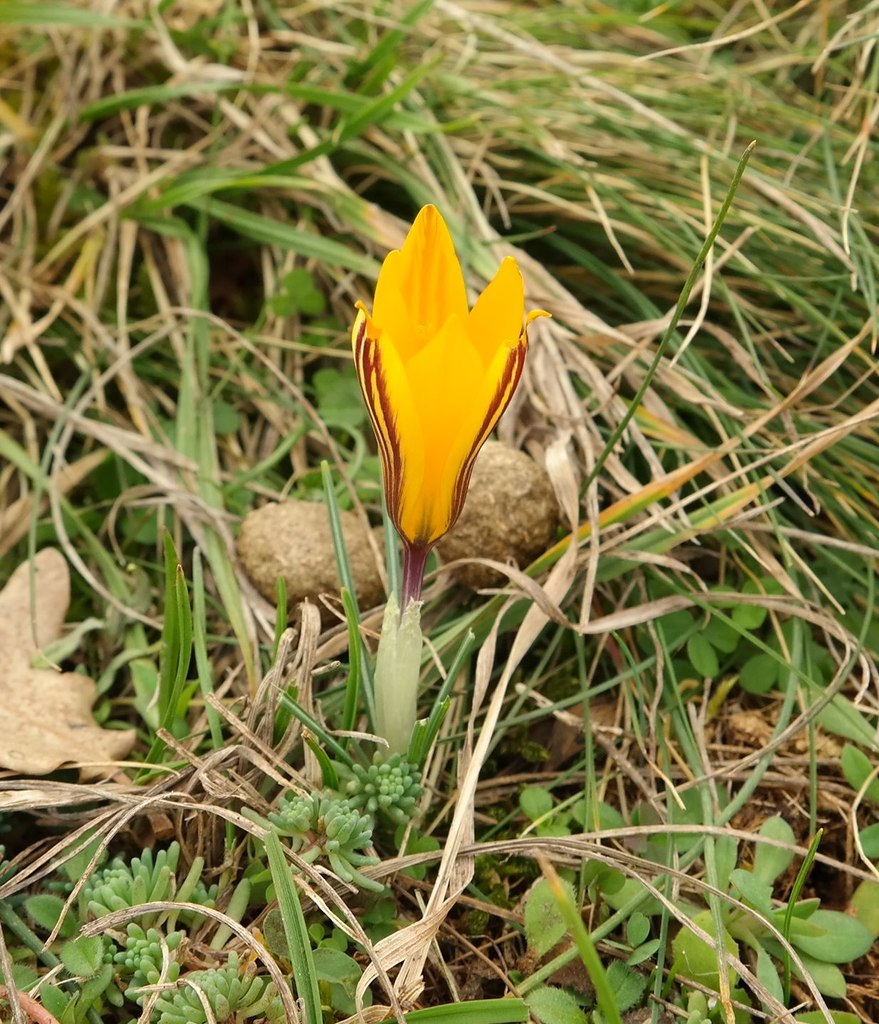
[373, 205, 468, 360]
[440, 332, 528, 534]
[395, 316, 529, 546]
[394, 313, 482, 543]
[467, 255, 525, 364]
[352, 306, 408, 525]
[352, 205, 546, 557]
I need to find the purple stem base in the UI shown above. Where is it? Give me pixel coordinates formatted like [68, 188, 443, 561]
[401, 542, 431, 607]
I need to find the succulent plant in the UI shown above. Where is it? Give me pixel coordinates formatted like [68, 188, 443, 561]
[81, 843, 217, 926]
[114, 923, 183, 1003]
[82, 846, 178, 920]
[267, 793, 314, 837]
[342, 753, 423, 826]
[268, 791, 382, 892]
[151, 952, 284, 1024]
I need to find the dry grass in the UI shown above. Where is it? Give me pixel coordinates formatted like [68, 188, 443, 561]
[1, 2, 879, 1023]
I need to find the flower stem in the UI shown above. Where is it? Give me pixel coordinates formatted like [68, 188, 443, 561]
[374, 593, 423, 754]
[401, 542, 431, 606]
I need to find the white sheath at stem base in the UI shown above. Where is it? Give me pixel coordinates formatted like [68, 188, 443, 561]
[373, 593, 423, 755]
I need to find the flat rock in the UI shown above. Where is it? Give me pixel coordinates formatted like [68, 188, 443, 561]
[237, 500, 384, 617]
[437, 442, 559, 589]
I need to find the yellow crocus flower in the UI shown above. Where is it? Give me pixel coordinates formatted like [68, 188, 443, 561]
[352, 204, 548, 605]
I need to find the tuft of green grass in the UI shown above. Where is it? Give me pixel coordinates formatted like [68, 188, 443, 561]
[1, 2, 878, 1023]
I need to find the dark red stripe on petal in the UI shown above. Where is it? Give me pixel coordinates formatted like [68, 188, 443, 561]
[353, 319, 405, 532]
[447, 339, 527, 532]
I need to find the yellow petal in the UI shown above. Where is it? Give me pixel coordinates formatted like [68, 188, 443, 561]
[436, 335, 528, 538]
[352, 205, 546, 556]
[370, 250, 408, 356]
[394, 314, 483, 543]
[373, 205, 468, 360]
[352, 306, 409, 522]
[467, 256, 525, 364]
[388, 317, 528, 546]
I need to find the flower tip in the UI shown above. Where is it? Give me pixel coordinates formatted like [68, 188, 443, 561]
[526, 308, 552, 325]
[411, 204, 442, 232]
[410, 204, 455, 247]
[351, 300, 371, 346]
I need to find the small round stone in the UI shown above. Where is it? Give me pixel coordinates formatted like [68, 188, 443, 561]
[236, 500, 384, 616]
[437, 442, 559, 590]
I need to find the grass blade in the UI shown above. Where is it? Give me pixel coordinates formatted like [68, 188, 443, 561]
[405, 999, 528, 1023]
[193, 549, 224, 750]
[584, 140, 756, 493]
[263, 830, 321, 1024]
[0, 3, 135, 26]
[321, 460, 375, 724]
[340, 587, 362, 735]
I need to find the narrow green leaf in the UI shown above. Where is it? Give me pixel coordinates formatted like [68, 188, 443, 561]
[142, 538, 194, 770]
[81, 81, 273, 121]
[795, 1013, 860, 1024]
[173, 564, 194, 711]
[583, 142, 755, 493]
[346, 0, 435, 91]
[340, 587, 362, 735]
[172, 223, 257, 689]
[264, 830, 321, 1024]
[781, 826, 822, 1003]
[137, 168, 313, 214]
[278, 691, 354, 769]
[305, 735, 339, 790]
[187, 198, 378, 276]
[409, 628, 474, 767]
[0, 3, 135, 26]
[337, 57, 439, 143]
[406, 998, 528, 1023]
[189, 553, 221, 745]
[538, 859, 623, 1024]
[158, 531, 182, 722]
[322, 461, 375, 723]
